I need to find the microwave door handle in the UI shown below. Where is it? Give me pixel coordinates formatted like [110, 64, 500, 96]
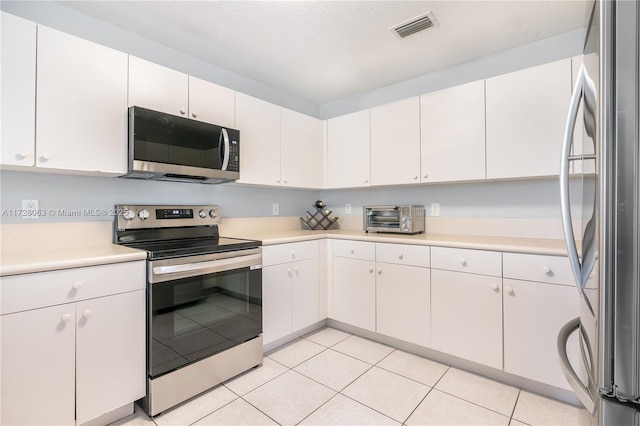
[560, 64, 584, 290]
[220, 128, 230, 171]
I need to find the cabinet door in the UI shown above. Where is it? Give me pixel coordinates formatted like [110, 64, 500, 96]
[331, 257, 376, 331]
[326, 110, 371, 188]
[76, 290, 146, 424]
[235, 93, 281, 186]
[36, 26, 128, 173]
[292, 258, 321, 331]
[370, 97, 421, 185]
[503, 279, 583, 390]
[1, 305, 75, 425]
[262, 264, 293, 345]
[280, 108, 323, 188]
[431, 269, 503, 369]
[420, 81, 486, 183]
[1, 12, 36, 167]
[128, 56, 189, 117]
[376, 262, 430, 346]
[485, 59, 571, 179]
[189, 76, 235, 128]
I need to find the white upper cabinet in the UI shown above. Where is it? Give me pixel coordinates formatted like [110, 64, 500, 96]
[235, 92, 281, 185]
[485, 59, 572, 179]
[128, 56, 189, 117]
[280, 108, 323, 188]
[326, 110, 371, 188]
[36, 26, 128, 174]
[420, 80, 486, 183]
[1, 12, 36, 168]
[188, 76, 235, 128]
[370, 97, 421, 185]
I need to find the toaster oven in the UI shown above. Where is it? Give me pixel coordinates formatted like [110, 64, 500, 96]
[364, 205, 425, 234]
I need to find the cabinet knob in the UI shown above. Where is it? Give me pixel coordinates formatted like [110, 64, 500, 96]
[398, 253, 403, 260]
[191, 111, 198, 118]
[283, 178, 288, 184]
[293, 267, 299, 274]
[364, 179, 369, 184]
[276, 178, 280, 184]
[290, 250, 295, 258]
[72, 281, 83, 290]
[17, 150, 30, 159]
[377, 268, 382, 275]
[460, 258, 467, 267]
[287, 268, 292, 275]
[61, 313, 72, 323]
[180, 108, 186, 115]
[368, 267, 374, 273]
[413, 175, 418, 180]
[542, 266, 552, 274]
[40, 153, 53, 162]
[424, 173, 429, 179]
[82, 309, 92, 318]
[506, 286, 515, 295]
[491, 283, 499, 291]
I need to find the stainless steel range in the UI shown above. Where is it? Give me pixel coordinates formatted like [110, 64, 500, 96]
[114, 204, 263, 417]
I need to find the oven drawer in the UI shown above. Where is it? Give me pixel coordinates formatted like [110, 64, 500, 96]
[262, 240, 320, 266]
[431, 247, 502, 277]
[376, 243, 430, 267]
[332, 239, 375, 261]
[1, 261, 145, 315]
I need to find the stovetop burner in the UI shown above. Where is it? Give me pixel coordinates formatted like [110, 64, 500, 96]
[113, 204, 261, 259]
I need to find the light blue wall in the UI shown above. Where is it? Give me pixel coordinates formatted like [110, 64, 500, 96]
[0, 2, 583, 225]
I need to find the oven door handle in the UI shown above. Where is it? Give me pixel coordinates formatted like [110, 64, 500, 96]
[150, 253, 262, 283]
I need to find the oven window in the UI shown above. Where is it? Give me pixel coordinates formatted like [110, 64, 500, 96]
[149, 267, 262, 378]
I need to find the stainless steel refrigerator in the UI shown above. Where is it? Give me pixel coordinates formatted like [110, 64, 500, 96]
[557, 0, 639, 424]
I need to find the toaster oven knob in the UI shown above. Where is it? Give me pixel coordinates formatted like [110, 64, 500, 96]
[209, 209, 217, 218]
[122, 209, 136, 221]
[199, 209, 207, 218]
[138, 209, 150, 220]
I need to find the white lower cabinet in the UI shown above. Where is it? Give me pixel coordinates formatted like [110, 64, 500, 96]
[331, 256, 376, 331]
[0, 261, 146, 425]
[262, 241, 321, 346]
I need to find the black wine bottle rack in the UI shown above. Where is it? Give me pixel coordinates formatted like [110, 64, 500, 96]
[300, 206, 339, 230]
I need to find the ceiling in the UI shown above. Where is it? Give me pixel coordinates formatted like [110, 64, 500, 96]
[57, 1, 591, 105]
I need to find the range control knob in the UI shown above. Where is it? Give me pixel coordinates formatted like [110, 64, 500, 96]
[199, 209, 207, 219]
[138, 209, 150, 220]
[209, 209, 217, 218]
[122, 209, 136, 221]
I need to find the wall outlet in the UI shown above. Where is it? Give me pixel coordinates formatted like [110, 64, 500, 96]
[430, 203, 440, 217]
[345, 203, 352, 214]
[22, 199, 39, 219]
[272, 203, 280, 216]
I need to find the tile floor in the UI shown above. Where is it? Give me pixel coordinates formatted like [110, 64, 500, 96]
[112, 327, 590, 426]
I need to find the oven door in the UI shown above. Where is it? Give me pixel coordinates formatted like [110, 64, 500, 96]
[147, 249, 262, 379]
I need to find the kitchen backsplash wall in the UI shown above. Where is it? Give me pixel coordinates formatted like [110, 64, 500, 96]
[1, 171, 571, 225]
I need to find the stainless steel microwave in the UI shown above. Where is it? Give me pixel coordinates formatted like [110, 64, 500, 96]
[121, 106, 240, 184]
[364, 205, 425, 234]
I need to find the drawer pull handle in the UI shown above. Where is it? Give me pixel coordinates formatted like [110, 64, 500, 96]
[368, 267, 374, 273]
[398, 253, 403, 260]
[82, 309, 92, 318]
[350, 249, 355, 255]
[72, 281, 83, 290]
[460, 258, 467, 267]
[61, 313, 72, 323]
[377, 268, 382, 275]
[506, 286, 515, 295]
[491, 283, 499, 291]
[291, 250, 295, 258]
[543, 266, 552, 274]
[287, 268, 292, 275]
[293, 267, 299, 274]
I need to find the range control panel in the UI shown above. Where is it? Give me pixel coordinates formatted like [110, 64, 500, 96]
[115, 205, 221, 230]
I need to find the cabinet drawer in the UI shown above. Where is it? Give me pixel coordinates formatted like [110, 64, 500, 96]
[1, 261, 145, 315]
[332, 239, 375, 261]
[503, 253, 574, 286]
[431, 247, 501, 277]
[376, 243, 430, 267]
[262, 240, 319, 266]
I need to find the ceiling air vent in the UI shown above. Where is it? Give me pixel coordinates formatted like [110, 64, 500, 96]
[391, 11, 439, 38]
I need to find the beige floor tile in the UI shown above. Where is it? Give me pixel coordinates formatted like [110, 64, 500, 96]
[267, 338, 326, 368]
[243, 370, 336, 425]
[304, 327, 351, 347]
[193, 398, 277, 425]
[435, 367, 519, 416]
[224, 357, 289, 395]
[331, 335, 394, 364]
[294, 348, 371, 391]
[153, 385, 238, 426]
[512, 391, 591, 426]
[341, 366, 430, 422]
[109, 405, 154, 425]
[377, 349, 449, 386]
[406, 389, 511, 425]
[299, 394, 400, 425]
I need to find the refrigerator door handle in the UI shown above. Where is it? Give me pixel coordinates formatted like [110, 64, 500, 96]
[557, 317, 596, 414]
[560, 64, 584, 288]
